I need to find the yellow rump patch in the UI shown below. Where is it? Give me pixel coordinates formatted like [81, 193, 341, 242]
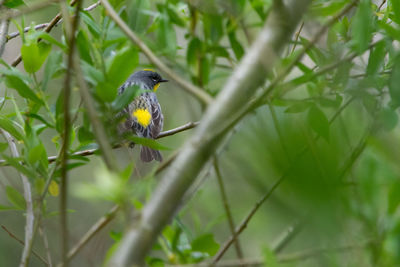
[154, 83, 160, 92]
[133, 108, 151, 127]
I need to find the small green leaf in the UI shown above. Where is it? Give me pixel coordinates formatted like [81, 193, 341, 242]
[5, 75, 42, 103]
[107, 47, 139, 90]
[76, 30, 93, 64]
[0, 116, 24, 141]
[42, 51, 63, 91]
[187, 38, 202, 70]
[367, 40, 386, 76]
[389, 55, 400, 108]
[228, 31, 244, 60]
[351, 0, 373, 53]
[6, 186, 26, 210]
[0, 204, 18, 211]
[308, 106, 330, 141]
[127, 136, 171, 151]
[191, 234, 220, 256]
[21, 42, 51, 73]
[391, 0, 400, 25]
[3, 0, 25, 8]
[112, 84, 142, 111]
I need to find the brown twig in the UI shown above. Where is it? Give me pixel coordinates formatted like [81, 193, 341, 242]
[6, 2, 100, 42]
[59, 0, 83, 265]
[0, 0, 59, 21]
[213, 157, 244, 260]
[1, 225, 48, 266]
[99, 0, 213, 105]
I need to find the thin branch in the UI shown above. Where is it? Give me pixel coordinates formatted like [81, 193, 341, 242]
[1, 225, 49, 266]
[290, 21, 304, 54]
[99, 0, 213, 105]
[213, 157, 244, 260]
[0, 121, 199, 167]
[0, 9, 10, 56]
[58, 0, 83, 265]
[6, 2, 100, 42]
[39, 226, 53, 267]
[0, 130, 35, 267]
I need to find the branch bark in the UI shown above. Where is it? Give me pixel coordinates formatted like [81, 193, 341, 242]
[107, 1, 312, 266]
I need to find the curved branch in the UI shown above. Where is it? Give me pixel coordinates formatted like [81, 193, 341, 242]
[99, 0, 213, 105]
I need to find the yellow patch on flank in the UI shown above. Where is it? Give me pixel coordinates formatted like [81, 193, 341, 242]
[153, 83, 160, 92]
[133, 108, 151, 127]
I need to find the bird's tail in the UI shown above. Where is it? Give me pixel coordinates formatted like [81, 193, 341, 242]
[140, 146, 162, 162]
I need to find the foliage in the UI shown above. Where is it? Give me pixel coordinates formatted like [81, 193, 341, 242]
[0, 0, 400, 266]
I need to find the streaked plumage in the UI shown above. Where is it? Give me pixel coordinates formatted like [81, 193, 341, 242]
[118, 70, 168, 162]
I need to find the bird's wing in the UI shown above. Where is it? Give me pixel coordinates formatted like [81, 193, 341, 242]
[150, 100, 163, 139]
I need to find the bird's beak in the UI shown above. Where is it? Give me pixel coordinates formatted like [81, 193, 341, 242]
[160, 79, 169, 83]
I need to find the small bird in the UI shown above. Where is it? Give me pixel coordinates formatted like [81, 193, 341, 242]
[118, 70, 168, 162]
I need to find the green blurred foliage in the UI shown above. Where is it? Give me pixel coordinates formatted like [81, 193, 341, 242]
[0, 0, 400, 266]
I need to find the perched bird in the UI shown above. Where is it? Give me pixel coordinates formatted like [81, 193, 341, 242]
[118, 70, 168, 162]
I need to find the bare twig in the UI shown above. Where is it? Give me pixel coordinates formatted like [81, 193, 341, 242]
[99, 0, 213, 105]
[58, 0, 83, 265]
[0, 9, 10, 56]
[0, 0, 59, 21]
[1, 225, 49, 266]
[213, 157, 244, 260]
[290, 21, 304, 54]
[39, 226, 53, 267]
[0, 131, 35, 267]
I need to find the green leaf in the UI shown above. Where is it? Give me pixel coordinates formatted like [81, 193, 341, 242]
[203, 14, 223, 44]
[191, 234, 220, 256]
[284, 102, 311, 113]
[76, 30, 93, 64]
[367, 40, 386, 76]
[127, 0, 151, 34]
[42, 51, 63, 91]
[3, 0, 25, 8]
[308, 106, 330, 141]
[6, 186, 26, 210]
[127, 136, 171, 151]
[187, 38, 202, 70]
[4, 75, 42, 104]
[107, 47, 139, 90]
[112, 84, 142, 111]
[21, 42, 51, 73]
[157, 10, 177, 56]
[228, 31, 244, 60]
[389, 55, 400, 108]
[392, 0, 400, 25]
[351, 0, 373, 54]
[0, 116, 24, 141]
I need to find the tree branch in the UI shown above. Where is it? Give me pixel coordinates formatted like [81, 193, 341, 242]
[108, 1, 312, 266]
[0, 130, 35, 267]
[58, 0, 83, 265]
[99, 0, 213, 105]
